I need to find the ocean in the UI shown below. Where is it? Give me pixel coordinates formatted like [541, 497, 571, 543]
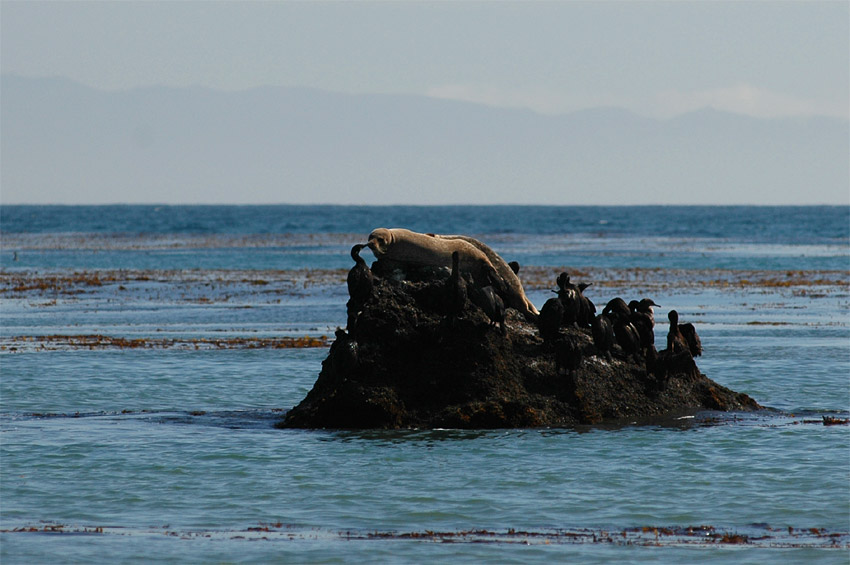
[1, 205, 848, 563]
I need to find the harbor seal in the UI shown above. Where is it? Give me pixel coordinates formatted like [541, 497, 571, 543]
[366, 228, 538, 321]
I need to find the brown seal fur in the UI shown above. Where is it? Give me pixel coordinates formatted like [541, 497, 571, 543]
[367, 228, 539, 321]
[367, 228, 497, 284]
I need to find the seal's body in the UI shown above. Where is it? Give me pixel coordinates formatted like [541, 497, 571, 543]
[367, 228, 496, 284]
[367, 228, 538, 321]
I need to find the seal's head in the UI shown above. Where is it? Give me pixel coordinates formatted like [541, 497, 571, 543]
[367, 228, 392, 257]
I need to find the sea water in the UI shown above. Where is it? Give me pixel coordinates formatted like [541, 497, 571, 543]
[1, 205, 848, 563]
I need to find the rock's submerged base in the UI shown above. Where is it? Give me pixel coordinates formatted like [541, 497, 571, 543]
[278, 262, 761, 429]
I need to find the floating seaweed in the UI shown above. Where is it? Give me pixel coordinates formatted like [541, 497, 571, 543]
[1, 334, 328, 351]
[2, 522, 846, 549]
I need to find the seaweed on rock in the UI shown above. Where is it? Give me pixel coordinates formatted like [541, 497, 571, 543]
[278, 260, 760, 429]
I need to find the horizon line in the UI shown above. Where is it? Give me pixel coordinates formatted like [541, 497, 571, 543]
[2, 202, 847, 208]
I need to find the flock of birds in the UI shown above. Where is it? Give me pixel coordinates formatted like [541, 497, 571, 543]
[344, 243, 703, 375]
[536, 271, 702, 374]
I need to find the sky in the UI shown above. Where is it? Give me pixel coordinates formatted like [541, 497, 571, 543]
[1, 1, 848, 205]
[3, 1, 847, 119]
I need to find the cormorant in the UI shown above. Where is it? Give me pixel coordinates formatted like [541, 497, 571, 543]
[629, 299, 656, 350]
[471, 285, 507, 335]
[591, 313, 615, 360]
[679, 322, 703, 357]
[603, 297, 631, 321]
[330, 328, 359, 376]
[577, 282, 596, 328]
[555, 336, 582, 375]
[347, 244, 373, 306]
[666, 310, 691, 355]
[614, 317, 641, 358]
[446, 251, 468, 326]
[557, 272, 581, 327]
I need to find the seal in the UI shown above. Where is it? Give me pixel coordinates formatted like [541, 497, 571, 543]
[430, 233, 539, 321]
[367, 228, 539, 321]
[367, 228, 496, 283]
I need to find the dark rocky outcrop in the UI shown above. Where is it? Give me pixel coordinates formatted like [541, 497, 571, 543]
[278, 261, 761, 429]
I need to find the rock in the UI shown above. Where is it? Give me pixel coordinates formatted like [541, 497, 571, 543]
[277, 260, 761, 429]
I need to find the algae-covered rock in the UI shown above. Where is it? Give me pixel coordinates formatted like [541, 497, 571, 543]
[278, 260, 760, 429]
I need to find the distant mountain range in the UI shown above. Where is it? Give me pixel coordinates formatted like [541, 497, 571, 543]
[2, 74, 847, 204]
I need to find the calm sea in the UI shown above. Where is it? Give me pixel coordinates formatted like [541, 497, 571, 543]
[1, 205, 848, 563]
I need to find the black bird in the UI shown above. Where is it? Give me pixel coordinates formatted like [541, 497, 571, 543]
[347, 244, 373, 306]
[471, 285, 507, 335]
[591, 313, 615, 360]
[555, 336, 582, 375]
[614, 316, 641, 358]
[330, 328, 359, 376]
[538, 295, 565, 342]
[577, 282, 596, 328]
[637, 298, 659, 325]
[679, 321, 703, 357]
[508, 261, 520, 275]
[629, 299, 656, 350]
[446, 251, 468, 326]
[557, 272, 581, 327]
[666, 310, 691, 355]
[603, 297, 631, 321]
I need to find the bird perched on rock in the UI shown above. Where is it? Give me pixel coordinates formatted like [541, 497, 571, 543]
[330, 328, 359, 376]
[637, 298, 659, 325]
[347, 244, 374, 306]
[577, 282, 596, 328]
[471, 285, 507, 335]
[537, 273, 566, 341]
[538, 295, 564, 343]
[614, 315, 641, 358]
[678, 320, 703, 357]
[666, 310, 691, 355]
[556, 272, 582, 327]
[603, 297, 631, 321]
[591, 313, 615, 360]
[508, 261, 520, 275]
[629, 299, 659, 350]
[555, 336, 582, 375]
[445, 251, 468, 326]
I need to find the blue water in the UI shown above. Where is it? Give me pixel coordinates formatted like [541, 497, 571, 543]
[1, 205, 848, 563]
[3, 205, 847, 243]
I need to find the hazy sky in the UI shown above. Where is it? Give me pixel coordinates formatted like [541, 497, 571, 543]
[1, 1, 848, 205]
[2, 1, 848, 120]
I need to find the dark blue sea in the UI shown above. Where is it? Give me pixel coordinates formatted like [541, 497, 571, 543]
[1, 205, 848, 563]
